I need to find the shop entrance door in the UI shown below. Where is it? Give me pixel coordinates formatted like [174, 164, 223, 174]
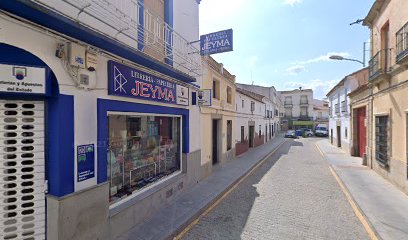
[0, 100, 46, 239]
[357, 107, 367, 157]
[212, 119, 219, 164]
[249, 126, 255, 148]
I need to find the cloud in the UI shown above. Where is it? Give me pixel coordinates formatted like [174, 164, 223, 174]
[284, 79, 339, 99]
[295, 52, 350, 65]
[249, 56, 258, 68]
[286, 65, 306, 75]
[283, 0, 303, 6]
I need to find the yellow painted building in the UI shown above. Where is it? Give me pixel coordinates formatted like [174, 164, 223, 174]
[200, 56, 236, 178]
[364, 0, 408, 193]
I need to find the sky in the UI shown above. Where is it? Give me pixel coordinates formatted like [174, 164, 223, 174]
[199, 0, 374, 99]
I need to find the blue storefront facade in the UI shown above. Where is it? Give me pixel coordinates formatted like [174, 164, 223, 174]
[0, 1, 202, 239]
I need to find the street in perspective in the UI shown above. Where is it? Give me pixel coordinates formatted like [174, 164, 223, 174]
[1, 0, 408, 240]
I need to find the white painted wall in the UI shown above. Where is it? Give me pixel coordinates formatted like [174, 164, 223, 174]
[280, 90, 314, 118]
[328, 76, 359, 146]
[235, 92, 272, 144]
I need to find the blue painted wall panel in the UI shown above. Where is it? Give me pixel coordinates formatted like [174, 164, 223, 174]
[97, 98, 189, 183]
[46, 94, 75, 197]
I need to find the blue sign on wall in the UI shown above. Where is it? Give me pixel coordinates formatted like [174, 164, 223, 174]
[77, 144, 95, 182]
[200, 29, 233, 56]
[108, 61, 189, 106]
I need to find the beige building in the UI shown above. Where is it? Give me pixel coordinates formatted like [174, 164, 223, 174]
[363, 0, 408, 193]
[279, 88, 314, 130]
[200, 56, 236, 178]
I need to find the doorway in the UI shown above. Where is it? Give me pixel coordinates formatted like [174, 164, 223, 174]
[265, 125, 268, 142]
[356, 107, 367, 157]
[331, 129, 333, 144]
[337, 125, 342, 148]
[212, 119, 219, 164]
[0, 100, 46, 239]
[249, 126, 255, 148]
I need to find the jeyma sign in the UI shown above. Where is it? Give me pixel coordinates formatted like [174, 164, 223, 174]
[108, 61, 189, 106]
[200, 29, 233, 56]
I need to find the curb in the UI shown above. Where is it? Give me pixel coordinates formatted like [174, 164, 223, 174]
[315, 141, 381, 240]
[171, 137, 288, 240]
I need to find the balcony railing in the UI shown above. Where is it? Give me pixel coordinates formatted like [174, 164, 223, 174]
[396, 22, 408, 63]
[300, 100, 309, 105]
[341, 101, 347, 113]
[369, 48, 393, 81]
[298, 115, 312, 121]
[335, 104, 340, 115]
[284, 101, 293, 108]
[35, 0, 201, 78]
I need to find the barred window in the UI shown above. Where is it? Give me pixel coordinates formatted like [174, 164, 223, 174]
[396, 22, 408, 58]
[375, 116, 389, 166]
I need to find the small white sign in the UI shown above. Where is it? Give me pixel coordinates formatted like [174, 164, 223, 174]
[197, 89, 212, 106]
[176, 85, 189, 106]
[0, 64, 46, 94]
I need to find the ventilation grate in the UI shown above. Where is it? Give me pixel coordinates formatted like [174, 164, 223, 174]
[0, 100, 45, 240]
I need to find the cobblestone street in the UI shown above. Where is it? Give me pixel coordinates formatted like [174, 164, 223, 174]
[182, 138, 369, 240]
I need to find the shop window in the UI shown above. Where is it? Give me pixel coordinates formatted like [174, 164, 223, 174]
[375, 115, 389, 166]
[227, 86, 232, 104]
[108, 114, 181, 205]
[213, 79, 220, 100]
[227, 120, 232, 150]
[241, 126, 245, 143]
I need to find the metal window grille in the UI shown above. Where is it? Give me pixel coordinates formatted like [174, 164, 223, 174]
[396, 22, 408, 60]
[375, 116, 389, 166]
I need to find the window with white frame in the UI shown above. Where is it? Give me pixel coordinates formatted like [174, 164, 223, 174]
[108, 113, 181, 205]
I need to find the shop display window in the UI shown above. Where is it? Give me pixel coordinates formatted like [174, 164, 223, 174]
[107, 114, 181, 204]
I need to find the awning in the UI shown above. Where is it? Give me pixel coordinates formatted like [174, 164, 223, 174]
[293, 121, 314, 126]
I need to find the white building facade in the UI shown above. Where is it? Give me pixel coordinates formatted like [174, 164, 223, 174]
[235, 83, 282, 135]
[0, 1, 203, 239]
[235, 88, 275, 156]
[327, 68, 367, 153]
[279, 89, 314, 130]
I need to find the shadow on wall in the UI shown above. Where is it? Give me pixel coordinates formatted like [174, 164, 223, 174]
[183, 140, 293, 239]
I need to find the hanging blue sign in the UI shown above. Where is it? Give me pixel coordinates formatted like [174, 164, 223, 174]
[77, 144, 95, 182]
[200, 29, 233, 56]
[108, 61, 189, 106]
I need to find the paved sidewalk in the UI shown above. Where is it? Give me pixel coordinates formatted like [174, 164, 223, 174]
[316, 139, 408, 240]
[116, 135, 286, 240]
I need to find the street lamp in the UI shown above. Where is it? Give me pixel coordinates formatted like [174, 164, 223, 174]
[329, 55, 365, 66]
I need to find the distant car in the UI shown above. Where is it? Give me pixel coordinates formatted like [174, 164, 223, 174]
[315, 126, 328, 137]
[285, 130, 298, 138]
[305, 129, 314, 137]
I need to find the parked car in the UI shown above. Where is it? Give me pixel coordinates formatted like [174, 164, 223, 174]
[315, 126, 328, 137]
[304, 129, 314, 137]
[285, 130, 298, 138]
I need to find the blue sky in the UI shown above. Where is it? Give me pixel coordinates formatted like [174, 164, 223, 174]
[199, 0, 374, 99]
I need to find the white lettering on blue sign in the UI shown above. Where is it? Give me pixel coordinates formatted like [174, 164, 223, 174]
[200, 29, 233, 56]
